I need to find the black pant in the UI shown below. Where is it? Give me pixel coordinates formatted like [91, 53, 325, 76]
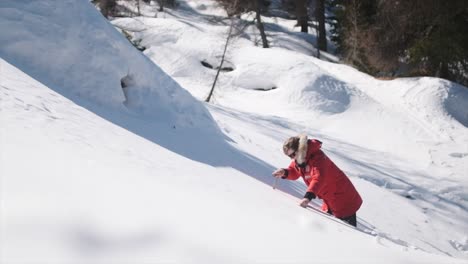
[327, 210, 357, 227]
[338, 214, 357, 227]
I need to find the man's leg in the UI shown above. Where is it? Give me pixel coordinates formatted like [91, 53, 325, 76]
[339, 214, 357, 227]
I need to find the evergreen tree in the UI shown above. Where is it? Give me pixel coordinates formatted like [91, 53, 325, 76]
[329, 0, 376, 72]
[315, 0, 327, 51]
[331, 0, 468, 86]
[295, 0, 309, 33]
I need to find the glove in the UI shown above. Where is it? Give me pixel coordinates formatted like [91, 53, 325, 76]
[303, 192, 316, 200]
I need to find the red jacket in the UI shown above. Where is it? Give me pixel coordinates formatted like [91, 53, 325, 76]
[285, 139, 362, 218]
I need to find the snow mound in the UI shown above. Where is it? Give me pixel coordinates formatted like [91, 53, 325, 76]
[361, 77, 468, 142]
[0, 0, 212, 129]
[443, 81, 468, 128]
[291, 74, 351, 114]
[313, 60, 468, 136]
[231, 47, 354, 114]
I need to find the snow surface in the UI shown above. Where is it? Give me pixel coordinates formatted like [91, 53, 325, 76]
[1, 0, 468, 263]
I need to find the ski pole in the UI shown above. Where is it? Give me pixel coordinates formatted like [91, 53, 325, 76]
[273, 176, 279, 189]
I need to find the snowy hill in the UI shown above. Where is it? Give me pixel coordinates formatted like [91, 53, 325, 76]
[0, 0, 213, 130]
[1, 0, 468, 263]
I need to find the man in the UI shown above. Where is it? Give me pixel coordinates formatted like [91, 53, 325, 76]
[273, 134, 362, 227]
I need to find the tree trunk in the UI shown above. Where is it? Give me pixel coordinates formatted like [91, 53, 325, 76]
[136, 0, 141, 16]
[438, 62, 449, 79]
[158, 0, 164, 12]
[255, 0, 269, 48]
[316, 0, 327, 51]
[295, 0, 308, 33]
[206, 19, 235, 103]
[346, 0, 360, 65]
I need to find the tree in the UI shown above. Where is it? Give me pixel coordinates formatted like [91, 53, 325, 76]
[399, 0, 468, 84]
[295, 0, 308, 33]
[206, 1, 271, 102]
[214, 0, 270, 48]
[156, 0, 176, 12]
[331, 0, 468, 86]
[315, 0, 327, 51]
[206, 19, 235, 103]
[330, 0, 375, 72]
[283, 0, 328, 53]
[255, 0, 269, 48]
[157, 0, 164, 12]
[136, 0, 141, 16]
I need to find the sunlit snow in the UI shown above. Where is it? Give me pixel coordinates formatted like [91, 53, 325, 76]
[1, 0, 467, 263]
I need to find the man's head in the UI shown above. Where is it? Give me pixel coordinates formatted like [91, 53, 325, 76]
[283, 136, 299, 159]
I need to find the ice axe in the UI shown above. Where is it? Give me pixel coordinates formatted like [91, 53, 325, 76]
[273, 176, 279, 189]
[272, 169, 284, 189]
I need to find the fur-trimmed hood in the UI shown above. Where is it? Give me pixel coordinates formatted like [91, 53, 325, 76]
[283, 134, 322, 164]
[296, 134, 308, 164]
[296, 134, 323, 164]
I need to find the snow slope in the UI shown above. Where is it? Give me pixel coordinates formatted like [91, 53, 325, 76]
[0, 56, 462, 264]
[113, 0, 468, 259]
[1, 0, 468, 263]
[0, 0, 212, 130]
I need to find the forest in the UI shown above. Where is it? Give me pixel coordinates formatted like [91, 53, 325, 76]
[93, 0, 468, 87]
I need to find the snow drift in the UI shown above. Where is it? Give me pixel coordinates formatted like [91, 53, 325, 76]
[0, 0, 212, 129]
